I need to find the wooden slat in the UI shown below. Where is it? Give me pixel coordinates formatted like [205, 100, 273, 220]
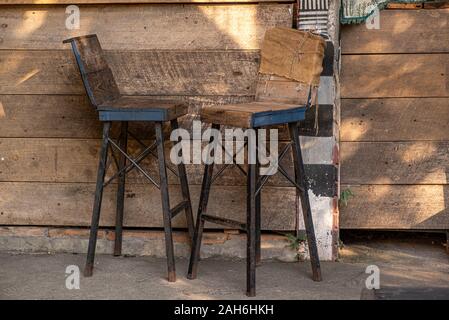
[0, 4, 293, 50]
[341, 9, 449, 54]
[0, 138, 299, 186]
[0, 50, 259, 96]
[0, 95, 100, 138]
[340, 185, 449, 229]
[0, 182, 297, 230]
[341, 141, 449, 185]
[0, 95, 256, 138]
[0, 0, 295, 4]
[341, 54, 449, 98]
[341, 98, 449, 141]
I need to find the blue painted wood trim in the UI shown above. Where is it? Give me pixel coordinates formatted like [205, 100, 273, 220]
[251, 107, 307, 128]
[99, 110, 168, 121]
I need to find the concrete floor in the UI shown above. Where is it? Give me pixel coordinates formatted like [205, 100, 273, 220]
[0, 238, 448, 299]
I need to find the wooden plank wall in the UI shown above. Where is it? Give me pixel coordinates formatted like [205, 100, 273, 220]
[340, 8, 449, 229]
[0, 3, 300, 230]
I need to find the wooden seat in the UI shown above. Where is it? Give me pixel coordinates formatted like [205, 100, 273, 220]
[200, 74, 314, 128]
[98, 96, 187, 121]
[201, 101, 306, 128]
[64, 34, 194, 283]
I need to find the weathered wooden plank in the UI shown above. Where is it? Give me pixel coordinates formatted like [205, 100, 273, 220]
[340, 185, 449, 229]
[0, 0, 294, 4]
[0, 95, 100, 138]
[0, 4, 293, 50]
[341, 9, 449, 54]
[341, 141, 449, 185]
[0, 182, 297, 230]
[0, 94, 329, 140]
[0, 50, 260, 96]
[0, 94, 257, 138]
[341, 54, 449, 98]
[341, 98, 449, 141]
[0, 138, 331, 190]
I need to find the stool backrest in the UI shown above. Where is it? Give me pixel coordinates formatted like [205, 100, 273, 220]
[255, 28, 325, 107]
[63, 34, 120, 108]
[255, 75, 315, 106]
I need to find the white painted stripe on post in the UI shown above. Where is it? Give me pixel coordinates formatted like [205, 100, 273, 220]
[299, 193, 334, 261]
[300, 136, 334, 165]
[318, 76, 335, 105]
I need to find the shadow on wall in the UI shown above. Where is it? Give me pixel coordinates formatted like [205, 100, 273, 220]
[339, 10, 449, 230]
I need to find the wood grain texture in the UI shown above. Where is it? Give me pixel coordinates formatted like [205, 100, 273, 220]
[341, 9, 449, 54]
[0, 182, 297, 230]
[0, 50, 260, 96]
[0, 94, 256, 138]
[341, 54, 449, 98]
[0, 138, 302, 186]
[341, 98, 449, 141]
[0, 4, 293, 50]
[340, 185, 449, 229]
[341, 141, 449, 185]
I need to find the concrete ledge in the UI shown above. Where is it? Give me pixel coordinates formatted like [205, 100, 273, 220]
[0, 226, 306, 262]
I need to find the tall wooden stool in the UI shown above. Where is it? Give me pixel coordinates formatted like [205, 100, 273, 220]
[64, 35, 195, 282]
[187, 28, 325, 296]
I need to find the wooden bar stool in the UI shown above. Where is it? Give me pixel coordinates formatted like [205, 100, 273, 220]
[187, 28, 325, 296]
[63, 34, 195, 282]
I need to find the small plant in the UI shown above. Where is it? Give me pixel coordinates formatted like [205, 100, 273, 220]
[285, 232, 306, 260]
[339, 188, 354, 207]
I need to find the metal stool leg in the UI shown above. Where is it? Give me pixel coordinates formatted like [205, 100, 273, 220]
[85, 121, 111, 277]
[247, 161, 257, 297]
[155, 122, 177, 282]
[114, 121, 128, 256]
[255, 131, 261, 266]
[187, 123, 220, 280]
[289, 122, 322, 282]
[170, 119, 195, 243]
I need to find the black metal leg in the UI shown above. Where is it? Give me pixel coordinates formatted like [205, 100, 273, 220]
[170, 119, 195, 243]
[187, 123, 220, 280]
[85, 121, 111, 277]
[155, 122, 176, 282]
[289, 121, 322, 282]
[114, 121, 128, 256]
[255, 132, 261, 266]
[247, 161, 257, 297]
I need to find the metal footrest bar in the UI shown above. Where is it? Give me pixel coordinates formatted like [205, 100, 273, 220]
[170, 200, 189, 219]
[201, 214, 246, 230]
[127, 130, 179, 178]
[277, 163, 305, 193]
[255, 142, 292, 195]
[108, 138, 160, 189]
[211, 141, 248, 183]
[103, 140, 157, 188]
